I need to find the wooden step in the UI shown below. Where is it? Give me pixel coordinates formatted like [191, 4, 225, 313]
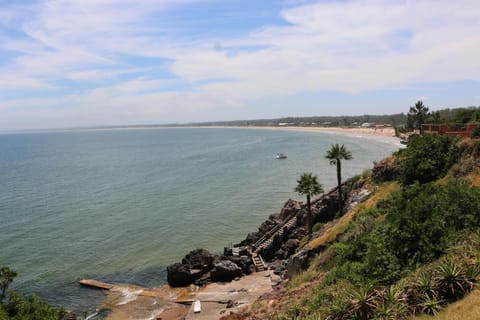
[232, 247, 240, 256]
[252, 253, 267, 272]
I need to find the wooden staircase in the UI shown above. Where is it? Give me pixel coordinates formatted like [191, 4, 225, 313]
[249, 214, 298, 272]
[253, 214, 297, 252]
[251, 252, 266, 271]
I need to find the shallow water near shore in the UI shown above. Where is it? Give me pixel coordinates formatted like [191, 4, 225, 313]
[0, 127, 400, 313]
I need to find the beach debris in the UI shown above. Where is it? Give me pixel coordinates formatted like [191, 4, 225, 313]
[193, 300, 201, 313]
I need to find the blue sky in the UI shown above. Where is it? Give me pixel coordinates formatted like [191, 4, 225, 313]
[1, 0, 480, 130]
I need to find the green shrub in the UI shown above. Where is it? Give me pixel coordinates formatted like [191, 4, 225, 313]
[398, 134, 460, 185]
[0, 266, 66, 320]
[312, 222, 324, 233]
[385, 180, 480, 269]
[471, 125, 480, 138]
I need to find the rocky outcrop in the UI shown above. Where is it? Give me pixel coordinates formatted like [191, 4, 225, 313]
[167, 248, 219, 287]
[166, 182, 373, 287]
[344, 188, 372, 212]
[286, 246, 321, 278]
[228, 255, 254, 275]
[182, 248, 217, 272]
[279, 199, 302, 220]
[166, 263, 192, 287]
[211, 260, 243, 282]
[372, 157, 400, 182]
[312, 193, 339, 223]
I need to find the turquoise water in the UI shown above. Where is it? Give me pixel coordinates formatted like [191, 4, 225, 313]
[0, 128, 400, 312]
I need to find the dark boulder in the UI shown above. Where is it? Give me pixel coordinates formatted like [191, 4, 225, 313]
[286, 248, 312, 278]
[193, 272, 211, 286]
[269, 260, 287, 276]
[283, 238, 300, 256]
[238, 232, 261, 246]
[211, 260, 243, 282]
[167, 263, 192, 287]
[228, 255, 253, 275]
[275, 248, 287, 259]
[182, 248, 217, 272]
[289, 227, 307, 241]
[279, 199, 302, 220]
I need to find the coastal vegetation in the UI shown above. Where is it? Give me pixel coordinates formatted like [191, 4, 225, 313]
[0, 266, 67, 320]
[179, 105, 480, 129]
[225, 130, 480, 319]
[407, 100, 430, 130]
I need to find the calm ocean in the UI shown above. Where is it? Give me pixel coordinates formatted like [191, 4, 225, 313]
[0, 128, 400, 312]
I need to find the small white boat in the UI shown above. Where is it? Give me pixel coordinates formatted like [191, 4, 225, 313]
[276, 153, 287, 159]
[193, 300, 201, 313]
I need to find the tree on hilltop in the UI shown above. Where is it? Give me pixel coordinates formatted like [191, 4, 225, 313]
[407, 100, 429, 130]
[325, 144, 352, 214]
[295, 173, 324, 238]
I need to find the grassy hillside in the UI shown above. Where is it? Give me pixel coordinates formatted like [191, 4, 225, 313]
[224, 135, 480, 320]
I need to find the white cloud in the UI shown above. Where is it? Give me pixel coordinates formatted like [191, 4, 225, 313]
[170, 0, 480, 99]
[1, 0, 480, 129]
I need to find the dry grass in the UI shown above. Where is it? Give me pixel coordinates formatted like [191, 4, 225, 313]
[308, 182, 399, 250]
[467, 169, 480, 187]
[413, 290, 480, 320]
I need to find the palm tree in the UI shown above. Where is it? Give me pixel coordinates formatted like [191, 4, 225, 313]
[325, 144, 353, 213]
[295, 173, 324, 238]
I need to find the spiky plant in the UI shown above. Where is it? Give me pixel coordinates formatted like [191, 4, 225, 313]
[435, 259, 468, 301]
[371, 304, 396, 320]
[418, 294, 443, 316]
[465, 264, 480, 292]
[375, 285, 408, 319]
[347, 285, 379, 320]
[326, 299, 350, 320]
[413, 271, 438, 299]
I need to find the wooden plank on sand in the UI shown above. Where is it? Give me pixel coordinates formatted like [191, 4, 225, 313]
[79, 279, 115, 290]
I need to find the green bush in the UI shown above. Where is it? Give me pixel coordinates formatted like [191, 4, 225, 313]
[0, 267, 66, 320]
[471, 125, 480, 139]
[398, 133, 460, 185]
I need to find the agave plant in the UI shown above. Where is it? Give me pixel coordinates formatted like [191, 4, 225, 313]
[418, 294, 443, 316]
[413, 271, 438, 299]
[326, 299, 350, 320]
[435, 259, 468, 301]
[371, 304, 396, 320]
[375, 285, 408, 319]
[465, 263, 480, 292]
[347, 285, 379, 319]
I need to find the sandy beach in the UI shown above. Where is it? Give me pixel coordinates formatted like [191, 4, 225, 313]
[185, 125, 399, 143]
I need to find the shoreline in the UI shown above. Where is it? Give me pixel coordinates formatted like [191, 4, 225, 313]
[174, 125, 400, 143]
[21, 125, 400, 143]
[89, 125, 400, 319]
